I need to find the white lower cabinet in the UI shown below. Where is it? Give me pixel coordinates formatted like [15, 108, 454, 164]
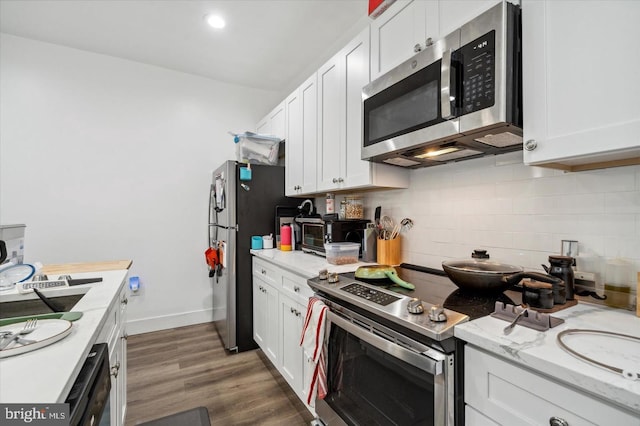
[252, 273, 280, 366]
[96, 279, 128, 426]
[252, 257, 315, 414]
[464, 345, 638, 425]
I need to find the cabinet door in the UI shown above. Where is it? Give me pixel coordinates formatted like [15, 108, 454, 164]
[270, 101, 286, 141]
[522, 0, 640, 169]
[252, 278, 267, 349]
[370, 0, 428, 80]
[264, 280, 280, 365]
[300, 74, 318, 194]
[279, 294, 304, 397]
[285, 88, 303, 196]
[342, 27, 372, 188]
[317, 52, 345, 191]
[256, 115, 270, 135]
[438, 0, 500, 38]
[117, 289, 128, 426]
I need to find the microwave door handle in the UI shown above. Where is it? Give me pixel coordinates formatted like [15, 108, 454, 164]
[440, 48, 454, 120]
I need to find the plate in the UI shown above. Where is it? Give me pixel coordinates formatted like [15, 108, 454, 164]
[0, 264, 36, 291]
[0, 319, 73, 358]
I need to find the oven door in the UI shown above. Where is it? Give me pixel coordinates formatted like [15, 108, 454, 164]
[317, 308, 454, 426]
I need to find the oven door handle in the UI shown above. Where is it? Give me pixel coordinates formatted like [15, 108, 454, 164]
[328, 311, 444, 376]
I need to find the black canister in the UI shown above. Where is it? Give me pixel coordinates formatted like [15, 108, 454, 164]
[547, 255, 574, 301]
[522, 280, 554, 309]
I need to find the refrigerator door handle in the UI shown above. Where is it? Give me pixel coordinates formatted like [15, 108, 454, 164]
[208, 223, 238, 231]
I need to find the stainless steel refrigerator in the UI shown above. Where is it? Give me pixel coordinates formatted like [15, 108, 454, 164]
[208, 160, 293, 352]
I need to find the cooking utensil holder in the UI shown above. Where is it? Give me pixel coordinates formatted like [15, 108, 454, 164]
[377, 237, 401, 266]
[491, 302, 564, 331]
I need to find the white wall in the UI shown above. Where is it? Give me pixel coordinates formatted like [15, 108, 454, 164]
[0, 34, 280, 334]
[358, 152, 640, 297]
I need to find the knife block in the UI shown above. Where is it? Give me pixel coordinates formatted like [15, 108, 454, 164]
[377, 237, 401, 266]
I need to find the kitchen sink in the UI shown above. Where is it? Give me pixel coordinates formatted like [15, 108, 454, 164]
[0, 293, 85, 319]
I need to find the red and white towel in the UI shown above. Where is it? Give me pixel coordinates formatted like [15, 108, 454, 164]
[299, 297, 328, 406]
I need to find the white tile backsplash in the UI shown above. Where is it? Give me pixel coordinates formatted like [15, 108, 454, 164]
[362, 153, 640, 283]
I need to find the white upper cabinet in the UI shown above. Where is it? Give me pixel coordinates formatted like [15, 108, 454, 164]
[370, 0, 433, 81]
[317, 27, 409, 192]
[522, 0, 640, 170]
[285, 74, 318, 196]
[256, 100, 286, 141]
[370, 0, 501, 82]
[438, 0, 501, 38]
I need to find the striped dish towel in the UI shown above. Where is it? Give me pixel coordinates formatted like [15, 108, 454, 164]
[299, 297, 329, 405]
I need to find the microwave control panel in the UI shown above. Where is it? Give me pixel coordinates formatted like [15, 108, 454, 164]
[458, 30, 496, 114]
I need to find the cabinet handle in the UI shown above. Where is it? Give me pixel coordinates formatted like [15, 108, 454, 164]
[121, 297, 128, 305]
[296, 311, 301, 317]
[122, 333, 128, 340]
[425, 37, 434, 47]
[294, 286, 300, 292]
[290, 307, 295, 313]
[524, 139, 538, 151]
[261, 269, 266, 274]
[414, 43, 422, 52]
[338, 177, 344, 183]
[549, 417, 569, 426]
[332, 178, 338, 183]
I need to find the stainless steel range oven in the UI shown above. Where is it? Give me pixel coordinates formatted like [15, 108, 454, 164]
[308, 265, 474, 426]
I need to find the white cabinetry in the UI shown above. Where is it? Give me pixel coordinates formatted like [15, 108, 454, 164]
[370, 0, 500, 81]
[96, 279, 128, 426]
[464, 345, 639, 425]
[285, 74, 318, 196]
[252, 264, 280, 366]
[256, 101, 286, 140]
[370, 0, 433, 81]
[317, 27, 409, 192]
[522, 0, 640, 171]
[252, 257, 315, 414]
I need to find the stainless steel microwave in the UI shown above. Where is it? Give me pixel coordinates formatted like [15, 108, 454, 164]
[362, 1, 522, 168]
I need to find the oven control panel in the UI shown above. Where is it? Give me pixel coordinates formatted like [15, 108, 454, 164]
[341, 283, 400, 306]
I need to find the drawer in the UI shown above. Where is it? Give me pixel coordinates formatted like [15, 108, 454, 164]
[281, 271, 314, 304]
[465, 345, 638, 425]
[253, 257, 282, 287]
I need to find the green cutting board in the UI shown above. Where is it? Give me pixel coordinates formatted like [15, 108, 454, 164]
[0, 312, 83, 327]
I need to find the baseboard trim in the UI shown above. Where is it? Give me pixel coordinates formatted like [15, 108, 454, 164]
[126, 307, 223, 335]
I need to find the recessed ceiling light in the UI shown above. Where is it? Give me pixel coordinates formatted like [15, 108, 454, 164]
[205, 14, 226, 29]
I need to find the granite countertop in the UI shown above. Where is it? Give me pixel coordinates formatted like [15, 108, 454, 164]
[455, 302, 640, 415]
[250, 248, 375, 277]
[0, 264, 130, 403]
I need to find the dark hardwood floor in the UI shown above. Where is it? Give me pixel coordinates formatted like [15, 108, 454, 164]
[125, 322, 315, 425]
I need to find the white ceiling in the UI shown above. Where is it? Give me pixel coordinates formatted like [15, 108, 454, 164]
[0, 0, 369, 93]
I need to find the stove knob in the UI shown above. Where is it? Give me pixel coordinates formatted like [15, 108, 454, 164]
[428, 305, 447, 322]
[407, 298, 424, 314]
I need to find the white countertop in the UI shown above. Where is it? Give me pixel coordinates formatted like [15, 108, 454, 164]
[455, 302, 640, 415]
[0, 269, 128, 403]
[250, 248, 375, 277]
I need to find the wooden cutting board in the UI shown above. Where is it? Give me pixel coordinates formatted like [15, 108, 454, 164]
[41, 260, 132, 275]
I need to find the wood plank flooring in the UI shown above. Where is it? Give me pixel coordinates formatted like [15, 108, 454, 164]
[125, 322, 315, 426]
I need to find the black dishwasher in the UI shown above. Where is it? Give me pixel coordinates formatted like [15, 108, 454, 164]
[65, 343, 111, 426]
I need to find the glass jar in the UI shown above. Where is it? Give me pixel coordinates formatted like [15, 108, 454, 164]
[345, 196, 364, 219]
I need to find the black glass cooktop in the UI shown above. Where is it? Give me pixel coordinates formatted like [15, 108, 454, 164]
[342, 263, 522, 320]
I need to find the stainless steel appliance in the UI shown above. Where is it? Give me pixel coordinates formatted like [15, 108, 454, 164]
[65, 343, 111, 426]
[299, 219, 369, 257]
[208, 161, 295, 352]
[308, 264, 527, 425]
[362, 2, 522, 168]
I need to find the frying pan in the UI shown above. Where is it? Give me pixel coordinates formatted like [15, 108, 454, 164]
[442, 259, 562, 293]
[355, 265, 415, 290]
